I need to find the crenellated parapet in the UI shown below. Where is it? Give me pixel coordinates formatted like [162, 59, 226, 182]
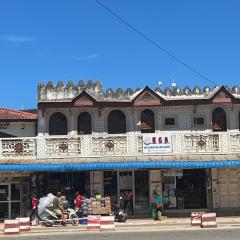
[37, 80, 240, 102]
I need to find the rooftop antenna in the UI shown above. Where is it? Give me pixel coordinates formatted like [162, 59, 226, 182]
[158, 81, 162, 88]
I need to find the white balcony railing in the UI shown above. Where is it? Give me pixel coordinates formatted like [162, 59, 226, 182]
[0, 137, 36, 158]
[0, 131, 240, 161]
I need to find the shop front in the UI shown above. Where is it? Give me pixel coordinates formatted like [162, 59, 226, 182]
[0, 173, 30, 220]
[162, 168, 211, 209]
[30, 172, 90, 205]
[103, 170, 150, 215]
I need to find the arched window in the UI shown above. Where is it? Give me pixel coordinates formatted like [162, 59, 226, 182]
[212, 107, 227, 132]
[78, 112, 92, 134]
[141, 109, 155, 133]
[108, 110, 126, 134]
[49, 112, 68, 135]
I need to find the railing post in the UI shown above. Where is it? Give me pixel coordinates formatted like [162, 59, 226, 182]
[81, 135, 92, 157]
[127, 134, 138, 155]
[218, 132, 230, 154]
[36, 136, 46, 159]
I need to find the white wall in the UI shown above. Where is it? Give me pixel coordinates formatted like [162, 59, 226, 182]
[39, 104, 240, 135]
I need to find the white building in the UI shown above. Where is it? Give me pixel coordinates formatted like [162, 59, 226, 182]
[1, 81, 240, 218]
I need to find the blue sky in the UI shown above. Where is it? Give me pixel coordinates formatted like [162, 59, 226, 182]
[0, 0, 240, 109]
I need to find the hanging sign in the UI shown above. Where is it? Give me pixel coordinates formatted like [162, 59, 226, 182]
[143, 134, 172, 153]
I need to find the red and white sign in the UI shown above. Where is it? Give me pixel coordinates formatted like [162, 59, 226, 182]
[143, 134, 172, 153]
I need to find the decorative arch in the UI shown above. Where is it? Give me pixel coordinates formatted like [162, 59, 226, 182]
[140, 109, 155, 133]
[77, 112, 92, 134]
[212, 107, 227, 132]
[108, 110, 126, 134]
[49, 112, 68, 135]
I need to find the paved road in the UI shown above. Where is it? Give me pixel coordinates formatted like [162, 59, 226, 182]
[2, 228, 240, 240]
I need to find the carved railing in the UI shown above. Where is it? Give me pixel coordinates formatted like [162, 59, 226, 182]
[45, 136, 81, 157]
[2, 132, 240, 160]
[230, 133, 240, 152]
[1, 138, 36, 158]
[184, 134, 219, 153]
[92, 135, 127, 156]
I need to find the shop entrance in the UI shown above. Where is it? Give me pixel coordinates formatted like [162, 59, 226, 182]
[104, 170, 149, 215]
[176, 169, 207, 209]
[163, 169, 207, 209]
[0, 183, 21, 219]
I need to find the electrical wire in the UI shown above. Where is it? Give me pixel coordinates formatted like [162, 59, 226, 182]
[95, 0, 216, 86]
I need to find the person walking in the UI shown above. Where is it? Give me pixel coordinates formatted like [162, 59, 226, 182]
[29, 194, 42, 225]
[74, 191, 84, 214]
[151, 191, 163, 220]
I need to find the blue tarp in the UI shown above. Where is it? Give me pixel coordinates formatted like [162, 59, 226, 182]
[0, 160, 240, 171]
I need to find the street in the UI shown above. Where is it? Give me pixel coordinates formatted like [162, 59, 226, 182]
[2, 228, 240, 240]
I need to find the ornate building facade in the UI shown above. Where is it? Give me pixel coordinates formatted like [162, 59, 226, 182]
[1, 80, 240, 218]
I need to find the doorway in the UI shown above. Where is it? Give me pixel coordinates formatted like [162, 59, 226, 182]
[117, 170, 149, 215]
[0, 183, 21, 219]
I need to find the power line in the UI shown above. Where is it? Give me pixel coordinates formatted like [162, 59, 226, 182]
[95, 0, 216, 86]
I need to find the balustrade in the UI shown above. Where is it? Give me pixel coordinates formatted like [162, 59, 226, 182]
[0, 132, 240, 161]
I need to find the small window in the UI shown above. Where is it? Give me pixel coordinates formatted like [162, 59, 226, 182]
[194, 117, 204, 125]
[165, 118, 175, 126]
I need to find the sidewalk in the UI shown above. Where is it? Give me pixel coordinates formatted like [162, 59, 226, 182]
[1, 216, 240, 234]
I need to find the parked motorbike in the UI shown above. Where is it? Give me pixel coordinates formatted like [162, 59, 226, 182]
[40, 208, 64, 227]
[38, 194, 78, 227]
[112, 196, 127, 222]
[60, 200, 79, 226]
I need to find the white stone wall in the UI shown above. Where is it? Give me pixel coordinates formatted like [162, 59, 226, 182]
[0, 122, 36, 137]
[212, 168, 240, 208]
[38, 104, 240, 136]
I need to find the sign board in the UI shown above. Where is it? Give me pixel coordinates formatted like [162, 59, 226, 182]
[162, 169, 183, 177]
[143, 134, 172, 153]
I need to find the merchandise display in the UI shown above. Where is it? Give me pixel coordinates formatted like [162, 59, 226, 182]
[79, 197, 112, 216]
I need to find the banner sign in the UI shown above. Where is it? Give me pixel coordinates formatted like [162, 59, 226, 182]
[143, 134, 172, 153]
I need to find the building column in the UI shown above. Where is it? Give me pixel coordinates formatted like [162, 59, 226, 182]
[149, 170, 162, 204]
[90, 171, 104, 196]
[211, 168, 219, 208]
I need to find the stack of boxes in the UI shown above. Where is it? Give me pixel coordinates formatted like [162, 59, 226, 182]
[80, 197, 112, 216]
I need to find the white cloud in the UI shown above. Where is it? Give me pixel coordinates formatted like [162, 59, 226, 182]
[71, 54, 99, 61]
[0, 35, 35, 43]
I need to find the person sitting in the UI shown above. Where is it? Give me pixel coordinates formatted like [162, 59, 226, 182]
[52, 192, 65, 224]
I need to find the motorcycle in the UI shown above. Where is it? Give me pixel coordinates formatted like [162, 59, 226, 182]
[112, 196, 127, 222]
[60, 200, 79, 226]
[38, 194, 78, 227]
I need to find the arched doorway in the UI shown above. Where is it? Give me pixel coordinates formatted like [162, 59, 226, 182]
[212, 107, 227, 132]
[49, 112, 68, 135]
[108, 110, 126, 134]
[77, 112, 92, 134]
[140, 109, 155, 133]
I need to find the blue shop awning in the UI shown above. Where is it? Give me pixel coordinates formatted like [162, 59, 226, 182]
[0, 160, 240, 171]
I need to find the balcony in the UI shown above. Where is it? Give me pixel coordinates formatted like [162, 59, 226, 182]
[0, 132, 240, 162]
